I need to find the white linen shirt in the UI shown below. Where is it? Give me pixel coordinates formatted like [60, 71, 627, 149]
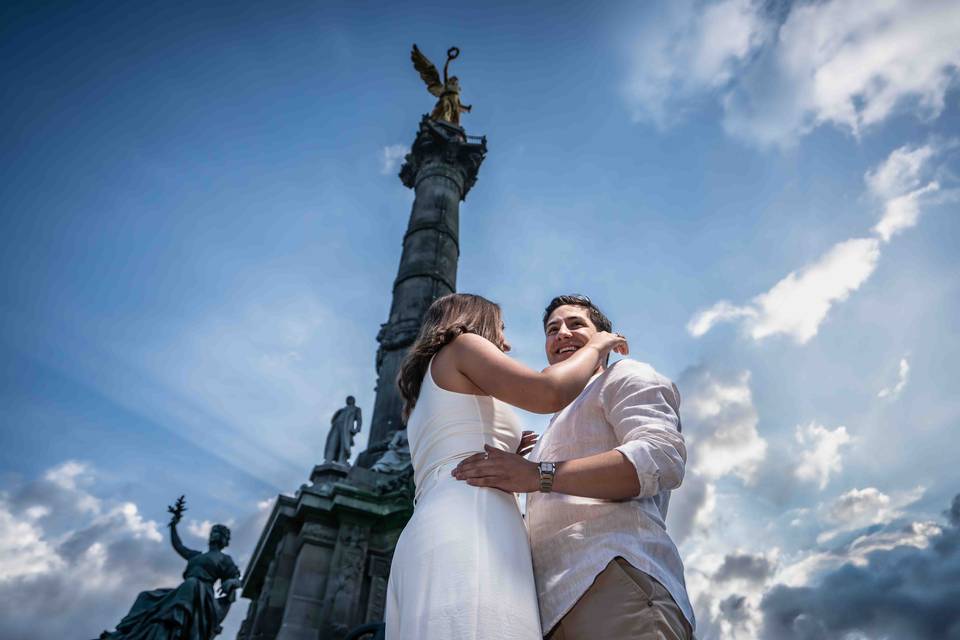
[526, 358, 695, 633]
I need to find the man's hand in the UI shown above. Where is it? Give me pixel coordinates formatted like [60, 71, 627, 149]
[452, 445, 540, 493]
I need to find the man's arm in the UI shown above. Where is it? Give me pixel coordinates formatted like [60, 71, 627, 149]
[600, 361, 686, 497]
[452, 361, 686, 500]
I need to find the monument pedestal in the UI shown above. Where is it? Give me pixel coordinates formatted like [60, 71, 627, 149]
[236, 465, 412, 640]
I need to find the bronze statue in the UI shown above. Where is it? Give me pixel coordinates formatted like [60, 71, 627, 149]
[325, 396, 363, 464]
[97, 496, 241, 640]
[411, 44, 472, 127]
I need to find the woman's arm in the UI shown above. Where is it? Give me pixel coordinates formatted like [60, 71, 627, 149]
[446, 332, 626, 414]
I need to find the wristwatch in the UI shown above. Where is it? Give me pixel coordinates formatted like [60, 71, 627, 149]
[538, 461, 557, 493]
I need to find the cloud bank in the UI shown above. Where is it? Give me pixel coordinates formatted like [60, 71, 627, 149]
[624, 0, 960, 147]
[0, 461, 270, 640]
[688, 142, 947, 343]
[760, 495, 960, 639]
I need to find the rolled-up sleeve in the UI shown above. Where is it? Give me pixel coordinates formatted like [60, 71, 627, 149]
[601, 361, 686, 497]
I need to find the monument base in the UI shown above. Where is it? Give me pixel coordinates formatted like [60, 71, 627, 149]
[236, 464, 412, 640]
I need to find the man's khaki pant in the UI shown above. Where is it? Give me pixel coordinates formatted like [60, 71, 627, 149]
[546, 557, 693, 640]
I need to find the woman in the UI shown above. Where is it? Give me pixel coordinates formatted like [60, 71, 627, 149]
[384, 293, 627, 639]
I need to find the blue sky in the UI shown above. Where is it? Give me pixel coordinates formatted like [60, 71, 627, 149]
[2, 1, 959, 638]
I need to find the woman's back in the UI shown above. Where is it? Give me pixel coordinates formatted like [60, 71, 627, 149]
[407, 357, 521, 498]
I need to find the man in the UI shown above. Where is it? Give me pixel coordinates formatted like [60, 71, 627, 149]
[324, 396, 362, 464]
[453, 295, 694, 639]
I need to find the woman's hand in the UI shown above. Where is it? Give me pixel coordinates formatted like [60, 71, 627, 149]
[516, 431, 538, 457]
[586, 331, 629, 357]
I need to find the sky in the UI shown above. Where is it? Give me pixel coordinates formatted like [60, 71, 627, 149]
[1, 1, 959, 638]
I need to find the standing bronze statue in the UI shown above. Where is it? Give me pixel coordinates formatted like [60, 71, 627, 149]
[325, 395, 363, 464]
[411, 44, 472, 126]
[97, 496, 241, 640]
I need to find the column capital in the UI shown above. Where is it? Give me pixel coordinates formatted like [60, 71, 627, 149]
[399, 115, 487, 200]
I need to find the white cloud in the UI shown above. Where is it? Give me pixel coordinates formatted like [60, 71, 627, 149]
[43, 461, 100, 513]
[878, 356, 910, 399]
[775, 517, 941, 589]
[43, 460, 87, 490]
[622, 0, 770, 126]
[873, 182, 942, 242]
[110, 502, 164, 542]
[688, 143, 947, 343]
[187, 519, 214, 540]
[865, 144, 937, 200]
[623, 1, 960, 147]
[0, 502, 64, 580]
[380, 144, 408, 175]
[793, 422, 852, 490]
[680, 367, 767, 483]
[689, 238, 881, 343]
[729, 1, 960, 147]
[816, 485, 924, 543]
[681, 542, 781, 639]
[867, 143, 944, 242]
[824, 487, 891, 525]
[187, 517, 236, 541]
[666, 471, 716, 545]
[686, 301, 756, 339]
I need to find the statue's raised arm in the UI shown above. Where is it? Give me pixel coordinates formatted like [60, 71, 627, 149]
[167, 495, 199, 560]
[411, 44, 471, 127]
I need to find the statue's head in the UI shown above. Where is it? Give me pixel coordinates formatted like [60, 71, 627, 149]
[448, 76, 460, 90]
[209, 524, 231, 549]
[346, 396, 355, 406]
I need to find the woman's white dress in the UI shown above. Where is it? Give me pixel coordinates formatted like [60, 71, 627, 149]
[384, 358, 542, 639]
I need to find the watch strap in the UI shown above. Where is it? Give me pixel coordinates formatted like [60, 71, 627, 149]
[538, 461, 556, 493]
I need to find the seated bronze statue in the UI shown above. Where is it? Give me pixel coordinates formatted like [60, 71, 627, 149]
[97, 496, 241, 640]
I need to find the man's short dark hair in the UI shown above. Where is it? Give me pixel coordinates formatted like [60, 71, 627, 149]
[542, 294, 613, 333]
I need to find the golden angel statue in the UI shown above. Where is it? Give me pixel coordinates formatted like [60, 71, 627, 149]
[411, 44, 472, 127]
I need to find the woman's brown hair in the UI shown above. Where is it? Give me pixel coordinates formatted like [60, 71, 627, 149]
[397, 293, 505, 422]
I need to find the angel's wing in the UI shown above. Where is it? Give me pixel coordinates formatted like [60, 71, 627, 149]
[411, 44, 443, 97]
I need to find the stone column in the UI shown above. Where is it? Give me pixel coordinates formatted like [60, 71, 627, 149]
[358, 116, 486, 466]
[274, 524, 337, 640]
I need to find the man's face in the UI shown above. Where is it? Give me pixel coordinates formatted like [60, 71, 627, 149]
[544, 305, 599, 365]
